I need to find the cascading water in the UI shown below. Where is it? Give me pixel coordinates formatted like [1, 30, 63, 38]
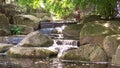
[39, 24, 79, 58]
[40, 25, 79, 68]
[48, 38, 78, 58]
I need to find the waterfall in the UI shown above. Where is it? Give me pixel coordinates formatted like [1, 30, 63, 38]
[39, 25, 79, 58]
[51, 39, 78, 58]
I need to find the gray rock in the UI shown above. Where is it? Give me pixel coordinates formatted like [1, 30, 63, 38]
[0, 13, 10, 36]
[63, 24, 83, 40]
[17, 31, 53, 47]
[103, 35, 120, 58]
[7, 47, 57, 58]
[80, 15, 101, 24]
[13, 14, 40, 30]
[112, 45, 120, 66]
[0, 43, 14, 53]
[60, 44, 107, 62]
[80, 21, 118, 46]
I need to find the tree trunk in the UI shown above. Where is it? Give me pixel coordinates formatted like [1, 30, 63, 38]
[75, 6, 81, 21]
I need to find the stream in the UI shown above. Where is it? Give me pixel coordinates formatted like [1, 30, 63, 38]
[0, 22, 119, 68]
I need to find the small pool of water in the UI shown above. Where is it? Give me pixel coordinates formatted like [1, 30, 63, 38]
[0, 56, 119, 68]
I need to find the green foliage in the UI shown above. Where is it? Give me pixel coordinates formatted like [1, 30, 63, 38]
[11, 25, 22, 35]
[18, 0, 41, 9]
[43, 0, 118, 18]
[18, 0, 118, 18]
[43, 0, 75, 17]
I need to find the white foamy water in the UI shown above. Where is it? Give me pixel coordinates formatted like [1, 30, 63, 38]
[48, 39, 78, 58]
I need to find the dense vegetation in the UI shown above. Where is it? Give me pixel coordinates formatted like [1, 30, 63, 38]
[1, 0, 119, 19]
[42, 0, 118, 19]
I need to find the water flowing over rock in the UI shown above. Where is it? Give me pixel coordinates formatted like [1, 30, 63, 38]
[60, 44, 108, 62]
[48, 39, 78, 58]
[103, 35, 120, 58]
[13, 15, 40, 30]
[17, 31, 53, 47]
[0, 13, 10, 36]
[7, 47, 58, 58]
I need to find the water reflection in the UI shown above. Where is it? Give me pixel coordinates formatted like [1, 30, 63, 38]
[0, 56, 120, 68]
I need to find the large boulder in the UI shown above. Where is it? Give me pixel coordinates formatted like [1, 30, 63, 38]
[0, 43, 14, 53]
[80, 21, 117, 46]
[80, 20, 120, 46]
[60, 44, 108, 62]
[103, 35, 120, 58]
[63, 24, 84, 40]
[17, 31, 53, 47]
[13, 15, 40, 30]
[0, 13, 10, 36]
[112, 45, 120, 66]
[7, 47, 57, 58]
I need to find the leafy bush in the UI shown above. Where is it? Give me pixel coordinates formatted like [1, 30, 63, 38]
[11, 25, 22, 35]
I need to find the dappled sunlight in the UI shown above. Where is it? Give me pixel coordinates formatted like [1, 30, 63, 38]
[103, 23, 110, 28]
[102, 30, 109, 35]
[118, 27, 120, 30]
[117, 37, 120, 40]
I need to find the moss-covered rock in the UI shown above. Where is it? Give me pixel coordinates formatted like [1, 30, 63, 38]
[112, 45, 120, 66]
[103, 35, 120, 58]
[13, 15, 40, 30]
[90, 45, 108, 62]
[17, 31, 53, 47]
[63, 24, 84, 40]
[60, 44, 107, 62]
[0, 13, 10, 36]
[80, 20, 119, 46]
[80, 15, 101, 24]
[80, 22, 116, 36]
[7, 47, 58, 58]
